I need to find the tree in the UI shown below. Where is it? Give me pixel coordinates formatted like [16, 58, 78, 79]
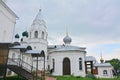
[105, 58, 120, 74]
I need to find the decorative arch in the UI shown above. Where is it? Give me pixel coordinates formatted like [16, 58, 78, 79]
[63, 57, 71, 75]
[34, 31, 38, 38]
[27, 46, 32, 50]
[40, 50, 45, 57]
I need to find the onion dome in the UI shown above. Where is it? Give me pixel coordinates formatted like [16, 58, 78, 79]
[100, 58, 104, 63]
[22, 31, 28, 37]
[63, 31, 72, 44]
[15, 33, 20, 38]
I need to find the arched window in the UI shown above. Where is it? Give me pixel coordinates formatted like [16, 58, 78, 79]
[42, 31, 44, 39]
[34, 31, 38, 38]
[27, 46, 32, 50]
[52, 59, 55, 71]
[103, 70, 107, 75]
[79, 58, 82, 70]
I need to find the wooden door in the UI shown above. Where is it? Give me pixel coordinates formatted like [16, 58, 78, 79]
[63, 58, 71, 75]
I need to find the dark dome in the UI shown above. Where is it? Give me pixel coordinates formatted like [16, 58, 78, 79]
[63, 35, 72, 44]
[22, 31, 28, 37]
[15, 33, 20, 38]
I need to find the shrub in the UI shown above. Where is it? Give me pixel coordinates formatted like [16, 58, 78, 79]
[86, 73, 96, 79]
[117, 74, 120, 80]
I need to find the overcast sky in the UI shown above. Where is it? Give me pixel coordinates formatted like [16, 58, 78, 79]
[6, 0, 120, 61]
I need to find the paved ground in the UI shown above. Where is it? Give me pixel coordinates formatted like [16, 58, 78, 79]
[45, 76, 56, 80]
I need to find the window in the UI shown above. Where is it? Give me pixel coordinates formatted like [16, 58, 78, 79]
[42, 31, 44, 39]
[34, 31, 38, 38]
[79, 58, 82, 70]
[52, 59, 55, 71]
[7, 70, 12, 75]
[103, 70, 107, 75]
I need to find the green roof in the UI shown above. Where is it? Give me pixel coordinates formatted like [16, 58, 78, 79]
[22, 31, 28, 37]
[15, 33, 20, 38]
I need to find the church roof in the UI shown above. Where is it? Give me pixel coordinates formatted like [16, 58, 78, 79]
[25, 50, 42, 54]
[9, 44, 28, 49]
[94, 63, 112, 67]
[25, 50, 45, 57]
[85, 56, 97, 61]
[32, 9, 45, 25]
[34, 9, 43, 21]
[0, 42, 12, 44]
[48, 45, 86, 52]
[0, 0, 18, 18]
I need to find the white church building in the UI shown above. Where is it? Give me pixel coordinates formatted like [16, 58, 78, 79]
[0, 0, 114, 78]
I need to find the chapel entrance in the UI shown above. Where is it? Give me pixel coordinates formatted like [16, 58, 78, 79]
[63, 57, 71, 75]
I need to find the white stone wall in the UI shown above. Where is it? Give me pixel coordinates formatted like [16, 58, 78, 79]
[95, 66, 113, 78]
[49, 51, 86, 77]
[0, 2, 17, 42]
[8, 49, 20, 59]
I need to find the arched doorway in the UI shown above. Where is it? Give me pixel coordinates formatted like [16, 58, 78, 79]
[63, 57, 71, 75]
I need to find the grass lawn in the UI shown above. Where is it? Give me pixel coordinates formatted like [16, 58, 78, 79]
[55, 76, 118, 80]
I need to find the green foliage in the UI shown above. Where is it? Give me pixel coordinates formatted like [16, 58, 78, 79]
[56, 76, 93, 80]
[0, 76, 118, 80]
[117, 74, 120, 79]
[0, 68, 5, 76]
[55, 76, 117, 80]
[105, 58, 120, 70]
[86, 73, 96, 79]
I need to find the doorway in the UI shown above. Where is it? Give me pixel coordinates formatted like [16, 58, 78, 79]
[63, 57, 71, 75]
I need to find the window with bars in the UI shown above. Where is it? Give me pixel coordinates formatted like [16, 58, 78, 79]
[79, 58, 82, 70]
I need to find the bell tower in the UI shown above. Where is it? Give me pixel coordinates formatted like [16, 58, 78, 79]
[28, 9, 48, 51]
